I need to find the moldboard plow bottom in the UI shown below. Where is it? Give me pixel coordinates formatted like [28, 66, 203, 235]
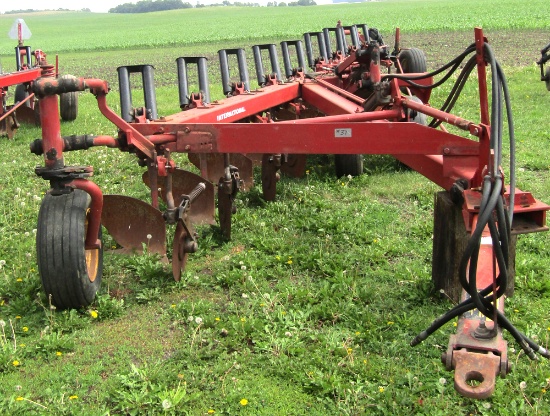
[26, 23, 550, 399]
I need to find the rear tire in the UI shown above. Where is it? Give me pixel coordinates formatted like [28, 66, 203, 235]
[398, 48, 427, 74]
[59, 75, 78, 121]
[335, 154, 363, 177]
[37, 189, 102, 309]
[545, 67, 550, 92]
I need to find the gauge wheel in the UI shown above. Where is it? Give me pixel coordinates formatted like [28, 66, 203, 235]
[335, 154, 364, 177]
[59, 75, 78, 121]
[398, 48, 427, 74]
[37, 189, 102, 309]
[14, 84, 30, 106]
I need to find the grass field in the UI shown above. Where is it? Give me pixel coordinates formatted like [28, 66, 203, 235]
[1, 0, 550, 414]
[0, 0, 549, 55]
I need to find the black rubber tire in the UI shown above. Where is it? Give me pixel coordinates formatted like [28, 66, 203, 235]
[545, 67, 550, 92]
[14, 84, 30, 107]
[335, 154, 364, 177]
[409, 95, 427, 126]
[59, 75, 78, 121]
[37, 189, 103, 309]
[398, 48, 427, 74]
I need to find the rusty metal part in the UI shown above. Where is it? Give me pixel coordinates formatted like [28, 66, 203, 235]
[188, 153, 254, 191]
[261, 154, 281, 201]
[35, 165, 93, 182]
[32, 75, 87, 98]
[451, 349, 501, 399]
[445, 316, 509, 399]
[447, 317, 509, 399]
[14, 104, 39, 126]
[1, 91, 36, 128]
[217, 166, 241, 239]
[172, 221, 189, 282]
[171, 182, 204, 280]
[443, 213, 509, 400]
[462, 188, 550, 235]
[0, 113, 18, 138]
[142, 168, 215, 225]
[218, 180, 233, 239]
[281, 154, 307, 178]
[101, 194, 166, 256]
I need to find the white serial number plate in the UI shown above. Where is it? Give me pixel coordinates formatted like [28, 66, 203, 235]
[335, 128, 352, 138]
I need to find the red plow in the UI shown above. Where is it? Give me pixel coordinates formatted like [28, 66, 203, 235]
[0, 19, 78, 138]
[26, 23, 549, 399]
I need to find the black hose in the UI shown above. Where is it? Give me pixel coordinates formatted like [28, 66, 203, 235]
[382, 44, 476, 90]
[429, 56, 477, 128]
[495, 60, 516, 223]
[410, 38, 547, 361]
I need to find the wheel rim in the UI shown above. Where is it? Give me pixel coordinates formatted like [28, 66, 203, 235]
[85, 211, 99, 283]
[86, 248, 100, 283]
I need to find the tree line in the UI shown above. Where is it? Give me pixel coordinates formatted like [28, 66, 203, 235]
[109, 0, 317, 13]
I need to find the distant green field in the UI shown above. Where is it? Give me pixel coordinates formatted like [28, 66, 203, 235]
[0, 0, 548, 56]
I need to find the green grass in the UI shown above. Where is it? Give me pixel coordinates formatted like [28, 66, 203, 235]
[1, 1, 550, 414]
[0, 0, 548, 58]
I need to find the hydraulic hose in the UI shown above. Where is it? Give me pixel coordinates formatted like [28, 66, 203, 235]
[382, 44, 476, 90]
[410, 38, 547, 361]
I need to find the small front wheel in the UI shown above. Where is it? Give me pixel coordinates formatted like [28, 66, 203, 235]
[37, 189, 102, 309]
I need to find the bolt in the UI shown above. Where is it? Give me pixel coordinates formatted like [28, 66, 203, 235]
[473, 127, 480, 136]
[183, 127, 190, 134]
[443, 148, 450, 155]
[184, 145, 190, 151]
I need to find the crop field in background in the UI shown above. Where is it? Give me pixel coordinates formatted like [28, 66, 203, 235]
[1, 0, 550, 414]
[0, 0, 549, 55]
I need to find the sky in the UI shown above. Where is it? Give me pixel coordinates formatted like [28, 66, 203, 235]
[0, 1, 126, 14]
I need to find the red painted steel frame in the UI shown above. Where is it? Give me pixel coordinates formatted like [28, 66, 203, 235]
[31, 28, 497, 259]
[0, 68, 42, 89]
